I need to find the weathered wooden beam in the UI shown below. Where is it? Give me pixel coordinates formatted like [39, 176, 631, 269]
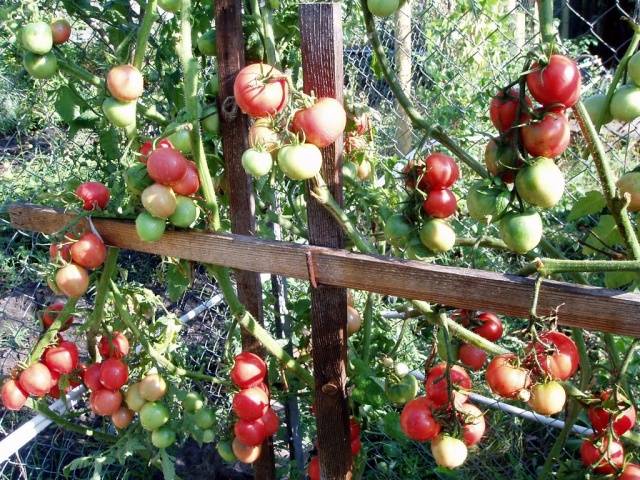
[9, 203, 640, 338]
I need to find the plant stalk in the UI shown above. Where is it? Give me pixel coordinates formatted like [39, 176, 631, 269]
[133, 0, 158, 69]
[87, 247, 120, 360]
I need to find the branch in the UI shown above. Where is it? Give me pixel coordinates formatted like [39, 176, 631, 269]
[133, 0, 158, 69]
[518, 258, 640, 277]
[33, 401, 116, 443]
[29, 299, 79, 364]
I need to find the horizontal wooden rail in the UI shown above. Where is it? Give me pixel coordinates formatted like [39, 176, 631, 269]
[8, 203, 640, 337]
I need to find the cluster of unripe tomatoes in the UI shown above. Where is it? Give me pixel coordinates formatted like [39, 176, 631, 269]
[19, 19, 71, 80]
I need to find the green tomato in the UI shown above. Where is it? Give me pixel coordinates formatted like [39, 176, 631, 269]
[207, 73, 220, 97]
[242, 148, 273, 178]
[384, 214, 412, 246]
[23, 52, 58, 79]
[515, 157, 564, 209]
[158, 0, 181, 12]
[197, 29, 217, 56]
[419, 219, 455, 253]
[169, 196, 200, 227]
[151, 426, 176, 449]
[467, 181, 510, 222]
[102, 97, 137, 128]
[628, 51, 640, 87]
[140, 402, 170, 431]
[384, 374, 418, 405]
[167, 122, 192, 154]
[500, 211, 543, 254]
[201, 106, 220, 134]
[367, 0, 399, 17]
[182, 392, 204, 413]
[201, 429, 215, 443]
[125, 163, 153, 196]
[217, 440, 237, 462]
[583, 94, 613, 126]
[617, 171, 640, 212]
[194, 407, 216, 429]
[21, 22, 53, 55]
[277, 144, 322, 180]
[136, 212, 166, 242]
[404, 235, 433, 261]
[610, 85, 640, 122]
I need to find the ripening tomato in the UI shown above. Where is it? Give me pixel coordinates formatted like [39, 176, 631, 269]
[399, 396, 442, 441]
[83, 362, 103, 391]
[43, 340, 79, 374]
[422, 189, 457, 219]
[147, 148, 188, 185]
[292, 97, 346, 148]
[499, 211, 543, 254]
[112, 406, 134, 429]
[90, 389, 123, 416]
[351, 437, 362, 455]
[235, 418, 267, 446]
[141, 184, 177, 219]
[233, 386, 269, 421]
[107, 65, 144, 102]
[418, 153, 460, 190]
[350, 417, 361, 439]
[620, 464, 640, 480]
[486, 354, 531, 399]
[50, 19, 71, 45]
[528, 331, 579, 381]
[98, 332, 129, 359]
[277, 144, 323, 180]
[489, 87, 531, 132]
[587, 390, 636, 436]
[419, 219, 456, 253]
[136, 212, 166, 242]
[233, 438, 262, 464]
[231, 352, 267, 389]
[42, 301, 74, 330]
[171, 161, 200, 196]
[515, 157, 565, 209]
[431, 435, 468, 469]
[458, 402, 485, 446]
[75, 182, 110, 210]
[249, 119, 279, 152]
[102, 97, 137, 128]
[472, 312, 503, 341]
[234, 63, 288, 117]
[140, 402, 170, 430]
[528, 381, 566, 415]
[521, 111, 570, 158]
[70, 233, 106, 269]
[125, 383, 146, 412]
[458, 343, 487, 371]
[23, 52, 58, 79]
[139, 138, 173, 163]
[347, 305, 362, 335]
[484, 138, 522, 183]
[18, 363, 52, 397]
[99, 358, 129, 390]
[526, 55, 581, 108]
[258, 408, 280, 436]
[139, 374, 167, 401]
[425, 363, 472, 406]
[580, 436, 624, 474]
[55, 263, 90, 297]
[50, 241, 72, 263]
[2, 380, 28, 411]
[383, 214, 412, 246]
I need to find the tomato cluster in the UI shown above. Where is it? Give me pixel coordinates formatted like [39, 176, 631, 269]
[456, 311, 504, 371]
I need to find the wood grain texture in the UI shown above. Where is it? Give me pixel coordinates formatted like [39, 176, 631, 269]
[300, 4, 351, 479]
[214, 0, 275, 476]
[9, 203, 640, 338]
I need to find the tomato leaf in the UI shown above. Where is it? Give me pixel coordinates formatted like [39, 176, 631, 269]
[159, 450, 176, 480]
[166, 260, 191, 302]
[55, 86, 81, 123]
[567, 190, 606, 221]
[582, 215, 623, 256]
[99, 128, 121, 161]
[604, 271, 636, 289]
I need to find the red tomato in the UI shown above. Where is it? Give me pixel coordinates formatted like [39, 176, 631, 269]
[19, 362, 53, 397]
[472, 312, 503, 341]
[233, 63, 288, 117]
[458, 343, 487, 371]
[75, 182, 110, 210]
[43, 340, 79, 374]
[527, 331, 579, 381]
[99, 358, 129, 390]
[171, 160, 200, 196]
[307, 456, 320, 480]
[112, 406, 135, 429]
[90, 388, 123, 416]
[55, 263, 89, 297]
[51, 19, 71, 45]
[422, 189, 457, 219]
[425, 363, 472, 407]
[458, 402, 485, 446]
[231, 352, 267, 389]
[98, 332, 130, 359]
[234, 418, 267, 446]
[350, 417, 361, 439]
[147, 148, 188, 185]
[139, 138, 173, 163]
[2, 379, 29, 411]
[49, 242, 72, 262]
[42, 301, 74, 330]
[489, 87, 531, 132]
[291, 97, 346, 148]
[70, 232, 106, 269]
[526, 55, 581, 108]
[106, 65, 144, 102]
[486, 354, 531, 398]
[580, 436, 624, 474]
[258, 408, 280, 436]
[418, 153, 460, 190]
[399, 396, 442, 441]
[587, 390, 636, 436]
[521, 111, 570, 158]
[233, 386, 269, 420]
[620, 464, 640, 480]
[351, 437, 362, 455]
[83, 362, 102, 391]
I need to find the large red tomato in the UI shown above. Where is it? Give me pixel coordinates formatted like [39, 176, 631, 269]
[291, 97, 346, 148]
[258, 408, 280, 436]
[43, 340, 79, 374]
[234, 418, 267, 446]
[587, 390, 636, 436]
[527, 331, 579, 381]
[171, 160, 200, 196]
[231, 352, 267, 389]
[580, 436, 624, 474]
[75, 182, 110, 210]
[422, 189, 457, 219]
[83, 362, 102, 391]
[2, 379, 28, 411]
[425, 363, 472, 406]
[147, 148, 188, 185]
[458, 343, 487, 371]
[70, 232, 106, 269]
[458, 402, 485, 446]
[418, 153, 460, 190]
[399, 396, 442, 441]
[521, 111, 570, 158]
[232, 386, 269, 420]
[472, 312, 503, 341]
[99, 358, 129, 390]
[234, 63, 288, 118]
[19, 362, 53, 397]
[526, 55, 581, 108]
[307, 456, 320, 480]
[489, 87, 531, 132]
[98, 332, 130, 359]
[90, 389, 123, 416]
[139, 138, 173, 163]
[486, 354, 531, 398]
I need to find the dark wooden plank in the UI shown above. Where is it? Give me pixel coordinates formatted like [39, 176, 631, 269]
[9, 203, 640, 338]
[214, 0, 275, 475]
[299, 4, 351, 479]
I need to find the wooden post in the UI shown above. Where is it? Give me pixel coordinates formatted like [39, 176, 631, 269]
[214, 0, 276, 477]
[299, 4, 352, 479]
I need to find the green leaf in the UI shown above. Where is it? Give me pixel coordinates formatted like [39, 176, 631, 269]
[55, 86, 81, 123]
[604, 271, 636, 289]
[99, 128, 121, 161]
[582, 215, 624, 256]
[567, 190, 606, 221]
[166, 260, 191, 302]
[159, 450, 176, 480]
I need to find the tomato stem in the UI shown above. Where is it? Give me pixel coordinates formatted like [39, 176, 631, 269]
[33, 400, 116, 443]
[360, 293, 374, 364]
[28, 298, 78, 365]
[518, 258, 640, 277]
[133, 0, 158, 70]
